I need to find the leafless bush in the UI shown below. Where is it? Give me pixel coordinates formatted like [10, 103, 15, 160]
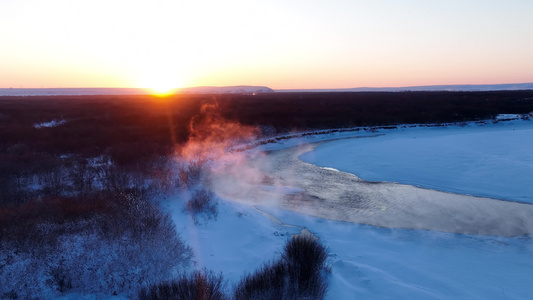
[138, 269, 228, 300]
[185, 188, 217, 224]
[233, 261, 288, 300]
[68, 157, 94, 197]
[0, 192, 193, 298]
[282, 235, 329, 299]
[234, 235, 329, 300]
[178, 160, 209, 188]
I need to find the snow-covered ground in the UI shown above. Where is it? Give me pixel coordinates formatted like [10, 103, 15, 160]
[167, 196, 533, 299]
[167, 119, 533, 299]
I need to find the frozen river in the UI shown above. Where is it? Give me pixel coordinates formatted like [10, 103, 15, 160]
[212, 119, 533, 237]
[300, 120, 533, 204]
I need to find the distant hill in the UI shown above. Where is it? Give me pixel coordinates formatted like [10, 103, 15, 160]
[277, 82, 533, 92]
[2, 83, 532, 96]
[177, 85, 274, 94]
[0, 88, 149, 96]
[0, 86, 275, 96]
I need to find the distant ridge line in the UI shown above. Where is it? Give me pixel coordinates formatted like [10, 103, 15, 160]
[0, 86, 274, 96]
[1, 83, 533, 96]
[0, 87, 149, 96]
[276, 82, 533, 92]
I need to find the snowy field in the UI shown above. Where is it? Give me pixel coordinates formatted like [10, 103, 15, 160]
[166, 198, 533, 300]
[167, 119, 533, 299]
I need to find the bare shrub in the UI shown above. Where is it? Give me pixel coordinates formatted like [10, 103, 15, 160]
[0, 176, 30, 205]
[67, 157, 93, 198]
[178, 160, 209, 188]
[40, 166, 66, 197]
[138, 269, 228, 300]
[149, 156, 180, 194]
[0, 192, 193, 298]
[234, 235, 329, 300]
[185, 188, 217, 224]
[233, 261, 288, 300]
[282, 235, 329, 299]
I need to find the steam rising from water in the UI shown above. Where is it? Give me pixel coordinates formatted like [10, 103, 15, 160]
[179, 102, 258, 163]
[176, 107, 533, 237]
[175, 102, 296, 208]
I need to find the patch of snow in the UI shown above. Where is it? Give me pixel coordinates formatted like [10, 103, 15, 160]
[495, 113, 521, 120]
[87, 155, 112, 167]
[322, 167, 340, 172]
[34, 119, 66, 128]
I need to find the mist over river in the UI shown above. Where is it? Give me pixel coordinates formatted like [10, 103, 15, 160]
[212, 119, 533, 237]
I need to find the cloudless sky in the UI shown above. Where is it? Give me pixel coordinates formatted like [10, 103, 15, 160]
[1, 0, 533, 90]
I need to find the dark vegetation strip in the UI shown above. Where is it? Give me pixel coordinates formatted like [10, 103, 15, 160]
[2, 91, 533, 164]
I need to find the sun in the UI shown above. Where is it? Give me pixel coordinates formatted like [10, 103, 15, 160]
[137, 71, 187, 97]
[144, 78, 182, 97]
[149, 84, 177, 97]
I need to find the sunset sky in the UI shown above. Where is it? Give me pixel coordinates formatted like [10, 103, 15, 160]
[1, 0, 533, 90]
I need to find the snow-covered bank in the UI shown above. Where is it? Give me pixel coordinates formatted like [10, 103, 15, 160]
[299, 119, 533, 204]
[163, 196, 533, 299]
[162, 198, 302, 286]
[265, 207, 533, 300]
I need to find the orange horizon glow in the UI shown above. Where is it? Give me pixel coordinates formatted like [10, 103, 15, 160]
[2, 1, 533, 90]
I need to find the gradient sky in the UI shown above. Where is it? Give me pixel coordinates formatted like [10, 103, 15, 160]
[1, 0, 533, 90]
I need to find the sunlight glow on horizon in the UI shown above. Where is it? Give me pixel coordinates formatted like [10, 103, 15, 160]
[1, 0, 533, 89]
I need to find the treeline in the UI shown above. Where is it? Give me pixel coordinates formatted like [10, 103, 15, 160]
[2, 90, 533, 163]
[216, 90, 533, 130]
[0, 95, 205, 163]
